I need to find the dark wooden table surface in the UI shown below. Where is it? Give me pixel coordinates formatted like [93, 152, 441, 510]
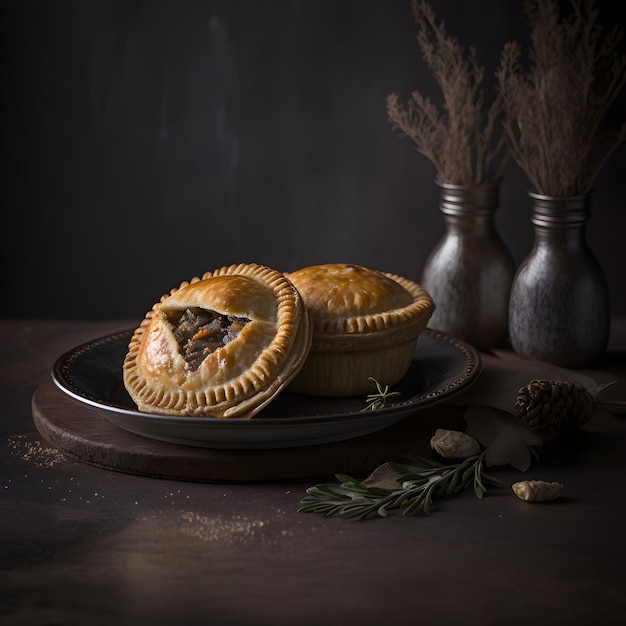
[2, 319, 625, 626]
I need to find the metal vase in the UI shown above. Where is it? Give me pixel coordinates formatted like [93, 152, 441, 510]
[508, 192, 610, 367]
[421, 180, 516, 351]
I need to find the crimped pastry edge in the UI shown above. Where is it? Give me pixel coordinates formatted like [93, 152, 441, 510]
[122, 263, 312, 418]
[286, 266, 434, 396]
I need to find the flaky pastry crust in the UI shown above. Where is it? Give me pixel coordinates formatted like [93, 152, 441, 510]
[286, 263, 434, 395]
[123, 263, 312, 418]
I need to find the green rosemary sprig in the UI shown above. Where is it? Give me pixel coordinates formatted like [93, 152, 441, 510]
[298, 452, 504, 520]
[361, 377, 402, 411]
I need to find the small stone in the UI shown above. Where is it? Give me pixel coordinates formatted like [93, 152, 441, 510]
[512, 479, 564, 502]
[430, 429, 480, 459]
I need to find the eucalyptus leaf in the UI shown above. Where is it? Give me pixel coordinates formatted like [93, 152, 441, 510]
[361, 463, 403, 491]
[465, 406, 546, 471]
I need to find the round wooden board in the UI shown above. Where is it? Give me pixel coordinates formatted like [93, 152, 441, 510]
[32, 379, 465, 483]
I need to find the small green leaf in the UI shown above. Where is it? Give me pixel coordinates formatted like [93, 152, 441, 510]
[361, 377, 402, 411]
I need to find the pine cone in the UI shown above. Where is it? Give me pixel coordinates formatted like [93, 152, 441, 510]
[514, 379, 595, 437]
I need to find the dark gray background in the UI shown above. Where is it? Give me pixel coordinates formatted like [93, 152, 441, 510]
[3, 0, 625, 320]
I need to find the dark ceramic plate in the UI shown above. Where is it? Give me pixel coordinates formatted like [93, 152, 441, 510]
[52, 329, 481, 449]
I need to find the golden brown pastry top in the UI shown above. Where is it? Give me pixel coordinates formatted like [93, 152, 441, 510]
[123, 263, 311, 418]
[286, 263, 434, 340]
[161, 274, 279, 321]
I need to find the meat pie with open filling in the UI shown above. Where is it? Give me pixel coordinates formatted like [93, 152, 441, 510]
[123, 263, 312, 418]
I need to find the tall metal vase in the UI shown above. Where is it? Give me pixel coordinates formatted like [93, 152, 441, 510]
[421, 180, 516, 351]
[508, 192, 610, 368]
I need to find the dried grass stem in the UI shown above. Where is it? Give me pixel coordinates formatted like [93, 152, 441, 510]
[386, 0, 507, 186]
[496, 0, 626, 197]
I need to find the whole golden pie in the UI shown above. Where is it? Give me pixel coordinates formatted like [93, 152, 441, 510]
[285, 263, 434, 396]
[123, 263, 312, 418]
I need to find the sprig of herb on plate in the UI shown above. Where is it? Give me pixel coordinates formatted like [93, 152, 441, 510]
[361, 377, 402, 411]
[298, 452, 504, 520]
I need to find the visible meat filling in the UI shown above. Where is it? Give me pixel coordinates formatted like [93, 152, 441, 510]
[169, 307, 250, 371]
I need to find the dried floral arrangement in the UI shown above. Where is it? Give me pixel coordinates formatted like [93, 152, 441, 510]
[386, 0, 507, 186]
[496, 0, 626, 197]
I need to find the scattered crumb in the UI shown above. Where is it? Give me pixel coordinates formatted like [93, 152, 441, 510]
[7, 435, 67, 468]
